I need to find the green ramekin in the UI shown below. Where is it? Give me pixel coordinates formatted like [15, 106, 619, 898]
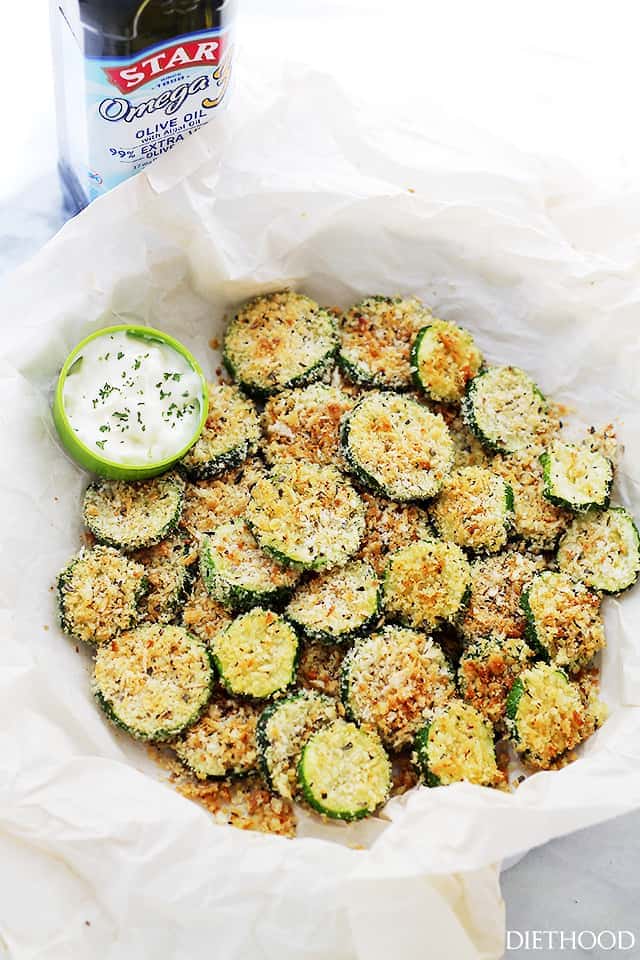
[53, 324, 209, 480]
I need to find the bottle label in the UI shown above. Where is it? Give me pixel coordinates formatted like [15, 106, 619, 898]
[83, 27, 231, 202]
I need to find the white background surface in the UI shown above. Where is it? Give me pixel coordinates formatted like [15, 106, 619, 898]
[2, 2, 640, 957]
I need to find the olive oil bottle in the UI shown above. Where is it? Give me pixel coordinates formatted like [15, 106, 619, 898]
[51, 0, 233, 213]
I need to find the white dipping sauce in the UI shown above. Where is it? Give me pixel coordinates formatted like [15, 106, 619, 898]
[63, 330, 203, 465]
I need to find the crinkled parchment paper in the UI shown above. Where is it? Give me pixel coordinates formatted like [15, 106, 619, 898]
[1, 55, 640, 960]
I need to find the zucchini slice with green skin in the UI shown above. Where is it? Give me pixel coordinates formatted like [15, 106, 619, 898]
[212, 608, 299, 699]
[223, 291, 337, 399]
[458, 550, 542, 644]
[340, 392, 454, 501]
[246, 461, 366, 571]
[93, 624, 214, 741]
[338, 295, 433, 390]
[57, 545, 147, 644]
[256, 691, 339, 798]
[297, 719, 391, 820]
[285, 561, 380, 644]
[383, 538, 471, 632]
[462, 366, 550, 454]
[540, 441, 613, 513]
[431, 466, 513, 554]
[262, 383, 354, 468]
[521, 571, 605, 672]
[556, 506, 640, 594]
[458, 634, 534, 731]
[411, 319, 482, 403]
[341, 625, 455, 750]
[199, 518, 300, 611]
[505, 663, 595, 769]
[174, 695, 261, 779]
[413, 700, 499, 787]
[133, 534, 195, 624]
[180, 383, 261, 481]
[83, 471, 185, 551]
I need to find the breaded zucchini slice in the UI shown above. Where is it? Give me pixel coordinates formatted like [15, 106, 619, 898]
[199, 518, 300, 611]
[492, 448, 569, 552]
[338, 295, 432, 390]
[212, 608, 299, 699]
[413, 700, 500, 787]
[133, 534, 195, 624]
[411, 319, 482, 403]
[297, 641, 346, 699]
[341, 626, 455, 750]
[431, 466, 513, 553]
[557, 506, 640, 594]
[540, 441, 613, 513]
[93, 624, 213, 741]
[180, 459, 265, 536]
[180, 383, 261, 481]
[223, 291, 337, 399]
[341, 392, 454, 501]
[181, 576, 233, 645]
[246, 461, 365, 571]
[297, 719, 391, 820]
[462, 366, 550, 454]
[459, 551, 543, 644]
[83, 471, 185, 551]
[285, 561, 380, 644]
[383, 539, 471, 632]
[256, 691, 339, 798]
[57, 545, 147, 644]
[458, 634, 534, 730]
[262, 383, 354, 467]
[174, 695, 261, 779]
[521, 571, 605, 672]
[356, 493, 432, 575]
[506, 663, 605, 768]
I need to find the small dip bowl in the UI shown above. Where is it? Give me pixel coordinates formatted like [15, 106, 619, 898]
[53, 324, 209, 479]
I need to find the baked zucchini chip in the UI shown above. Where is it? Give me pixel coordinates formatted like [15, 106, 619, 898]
[246, 461, 365, 571]
[57, 545, 147, 644]
[338, 295, 432, 389]
[83, 471, 185, 551]
[413, 700, 500, 787]
[521, 571, 605, 671]
[223, 291, 337, 399]
[492, 448, 569, 552]
[557, 506, 640, 594]
[93, 624, 213, 741]
[212, 608, 299, 699]
[506, 663, 605, 769]
[431, 466, 513, 553]
[285, 561, 380, 644]
[180, 459, 265, 536]
[133, 534, 195, 624]
[199, 519, 300, 611]
[174, 695, 261, 779]
[341, 625, 455, 750]
[181, 576, 233, 644]
[383, 539, 471, 631]
[411, 319, 482, 403]
[180, 383, 261, 481]
[462, 366, 550, 454]
[262, 383, 354, 467]
[458, 634, 534, 730]
[459, 551, 542, 644]
[341, 392, 454, 501]
[356, 493, 432, 575]
[297, 719, 391, 820]
[256, 691, 339, 798]
[540, 441, 613, 512]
